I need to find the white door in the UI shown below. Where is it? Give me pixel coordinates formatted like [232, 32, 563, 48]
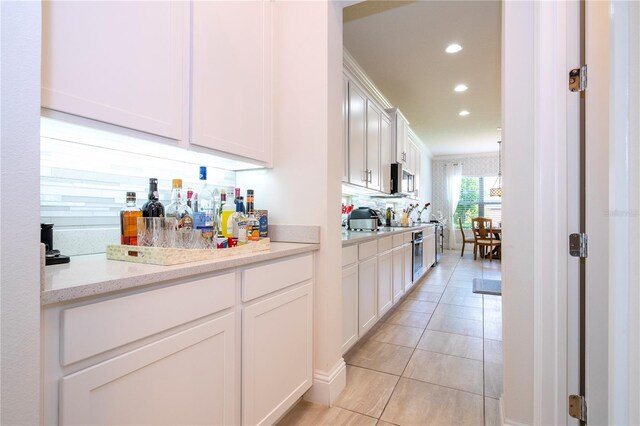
[242, 284, 313, 425]
[191, 0, 272, 163]
[380, 112, 392, 194]
[60, 314, 238, 425]
[348, 83, 368, 186]
[41, 1, 188, 140]
[377, 250, 393, 317]
[341, 264, 359, 354]
[366, 101, 382, 191]
[392, 246, 404, 303]
[358, 256, 378, 336]
[403, 243, 413, 292]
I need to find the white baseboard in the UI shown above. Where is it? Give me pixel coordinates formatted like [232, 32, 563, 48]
[303, 359, 346, 407]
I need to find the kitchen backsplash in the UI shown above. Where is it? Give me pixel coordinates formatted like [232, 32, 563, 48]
[41, 116, 236, 256]
[342, 195, 431, 224]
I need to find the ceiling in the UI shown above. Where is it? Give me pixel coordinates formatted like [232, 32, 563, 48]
[343, 1, 501, 156]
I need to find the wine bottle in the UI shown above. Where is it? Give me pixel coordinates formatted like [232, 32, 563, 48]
[246, 190, 260, 242]
[142, 178, 164, 218]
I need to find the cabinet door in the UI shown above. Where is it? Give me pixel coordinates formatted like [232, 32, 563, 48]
[424, 233, 436, 269]
[392, 246, 404, 303]
[358, 256, 378, 336]
[192, 0, 272, 163]
[60, 314, 238, 426]
[377, 251, 393, 317]
[42, 1, 188, 140]
[243, 284, 313, 425]
[366, 101, 382, 191]
[403, 243, 413, 292]
[343, 75, 349, 183]
[380, 112, 392, 194]
[348, 83, 368, 186]
[342, 264, 359, 354]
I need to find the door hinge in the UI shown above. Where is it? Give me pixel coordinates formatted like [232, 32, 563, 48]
[569, 65, 587, 92]
[569, 394, 587, 422]
[569, 233, 588, 258]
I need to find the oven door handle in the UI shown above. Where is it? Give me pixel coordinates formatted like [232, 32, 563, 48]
[413, 239, 424, 244]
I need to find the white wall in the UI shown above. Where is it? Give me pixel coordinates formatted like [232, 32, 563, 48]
[502, 1, 534, 424]
[236, 0, 345, 405]
[0, 1, 42, 424]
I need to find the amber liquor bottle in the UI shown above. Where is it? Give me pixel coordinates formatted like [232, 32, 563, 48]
[120, 192, 142, 245]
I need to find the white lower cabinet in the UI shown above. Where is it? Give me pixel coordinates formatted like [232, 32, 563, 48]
[403, 243, 413, 292]
[424, 232, 436, 269]
[242, 283, 313, 425]
[392, 246, 404, 303]
[341, 263, 359, 354]
[60, 313, 237, 426]
[358, 256, 378, 336]
[377, 250, 393, 317]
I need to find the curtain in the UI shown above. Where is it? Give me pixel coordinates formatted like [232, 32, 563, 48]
[446, 163, 462, 249]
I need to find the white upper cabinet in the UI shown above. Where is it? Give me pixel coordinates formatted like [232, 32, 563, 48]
[191, 0, 272, 164]
[348, 83, 368, 186]
[366, 101, 382, 191]
[42, 1, 188, 140]
[386, 108, 410, 165]
[380, 112, 392, 194]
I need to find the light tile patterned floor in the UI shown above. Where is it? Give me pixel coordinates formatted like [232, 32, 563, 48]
[278, 251, 503, 426]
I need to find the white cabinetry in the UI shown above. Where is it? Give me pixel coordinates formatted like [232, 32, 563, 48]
[387, 108, 410, 165]
[242, 284, 312, 425]
[348, 83, 368, 186]
[191, 0, 272, 163]
[366, 101, 382, 191]
[377, 250, 393, 317]
[403, 243, 413, 292]
[42, 1, 188, 140]
[358, 256, 378, 336]
[60, 314, 236, 426]
[424, 232, 436, 269]
[341, 245, 359, 354]
[392, 246, 404, 303]
[380, 113, 393, 194]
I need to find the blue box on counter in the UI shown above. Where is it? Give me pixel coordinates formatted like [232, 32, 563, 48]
[256, 210, 268, 238]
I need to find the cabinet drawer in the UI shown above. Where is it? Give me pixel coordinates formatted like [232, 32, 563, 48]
[62, 272, 235, 366]
[242, 254, 313, 302]
[378, 236, 392, 253]
[358, 240, 378, 260]
[392, 234, 404, 248]
[403, 232, 413, 244]
[342, 245, 358, 267]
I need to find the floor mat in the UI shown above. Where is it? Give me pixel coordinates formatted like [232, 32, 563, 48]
[472, 278, 502, 296]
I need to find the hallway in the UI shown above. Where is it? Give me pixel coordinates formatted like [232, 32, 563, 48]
[279, 251, 503, 426]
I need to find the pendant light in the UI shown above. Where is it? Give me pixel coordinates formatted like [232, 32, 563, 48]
[490, 140, 502, 197]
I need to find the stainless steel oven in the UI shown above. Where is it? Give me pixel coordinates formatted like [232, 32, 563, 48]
[412, 230, 423, 280]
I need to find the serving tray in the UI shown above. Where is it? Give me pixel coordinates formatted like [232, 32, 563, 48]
[106, 238, 271, 266]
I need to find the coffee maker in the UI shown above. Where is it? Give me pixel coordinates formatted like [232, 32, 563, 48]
[41, 223, 70, 265]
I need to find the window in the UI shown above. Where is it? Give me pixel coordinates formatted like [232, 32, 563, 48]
[454, 176, 502, 228]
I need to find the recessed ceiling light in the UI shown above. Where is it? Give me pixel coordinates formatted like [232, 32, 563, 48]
[497, 127, 502, 131]
[445, 43, 463, 54]
[459, 110, 470, 116]
[454, 84, 468, 92]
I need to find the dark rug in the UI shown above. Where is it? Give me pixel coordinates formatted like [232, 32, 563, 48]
[472, 278, 502, 296]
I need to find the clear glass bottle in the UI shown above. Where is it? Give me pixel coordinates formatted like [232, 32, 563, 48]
[230, 196, 247, 244]
[120, 191, 142, 245]
[166, 179, 193, 229]
[245, 190, 260, 242]
[222, 188, 240, 238]
[142, 178, 165, 218]
[196, 166, 214, 230]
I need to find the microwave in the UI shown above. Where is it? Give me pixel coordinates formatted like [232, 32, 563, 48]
[390, 163, 415, 195]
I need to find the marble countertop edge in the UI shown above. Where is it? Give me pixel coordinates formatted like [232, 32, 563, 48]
[42, 242, 319, 306]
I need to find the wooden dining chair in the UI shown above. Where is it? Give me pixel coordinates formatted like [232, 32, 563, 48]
[459, 217, 476, 257]
[471, 217, 501, 261]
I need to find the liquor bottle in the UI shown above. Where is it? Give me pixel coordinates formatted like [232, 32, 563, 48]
[186, 188, 194, 209]
[245, 190, 260, 242]
[142, 178, 165, 218]
[120, 192, 142, 245]
[230, 196, 247, 244]
[221, 191, 236, 238]
[195, 166, 214, 230]
[166, 179, 193, 229]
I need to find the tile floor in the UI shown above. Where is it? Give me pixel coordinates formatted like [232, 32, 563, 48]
[279, 250, 503, 426]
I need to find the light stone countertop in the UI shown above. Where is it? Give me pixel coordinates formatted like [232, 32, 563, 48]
[341, 223, 436, 247]
[43, 242, 319, 306]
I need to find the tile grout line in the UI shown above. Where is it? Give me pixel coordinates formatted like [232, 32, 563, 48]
[375, 252, 464, 421]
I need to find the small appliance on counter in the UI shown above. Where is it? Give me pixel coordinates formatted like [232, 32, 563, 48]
[41, 223, 70, 266]
[348, 207, 382, 231]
